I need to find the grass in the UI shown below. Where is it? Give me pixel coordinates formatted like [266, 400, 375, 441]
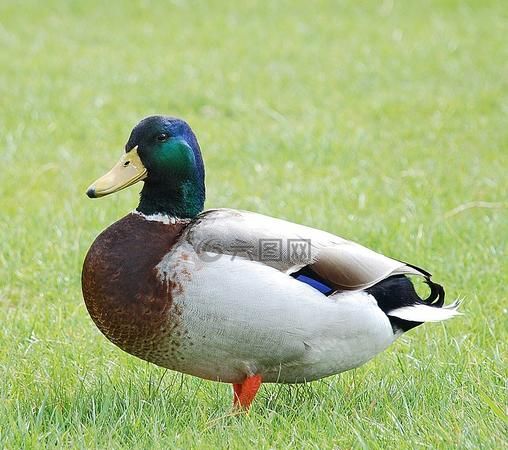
[0, 0, 507, 448]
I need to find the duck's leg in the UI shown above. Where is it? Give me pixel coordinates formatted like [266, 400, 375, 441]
[232, 375, 263, 409]
[232, 383, 243, 406]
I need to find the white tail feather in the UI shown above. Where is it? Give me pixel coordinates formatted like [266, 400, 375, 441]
[388, 299, 462, 322]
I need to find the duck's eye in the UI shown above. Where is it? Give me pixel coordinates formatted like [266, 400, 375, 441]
[157, 133, 169, 142]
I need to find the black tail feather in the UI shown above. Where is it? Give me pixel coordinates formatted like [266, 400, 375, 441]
[423, 278, 445, 308]
[366, 275, 446, 333]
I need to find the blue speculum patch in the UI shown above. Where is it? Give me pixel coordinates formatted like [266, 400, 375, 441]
[293, 274, 334, 296]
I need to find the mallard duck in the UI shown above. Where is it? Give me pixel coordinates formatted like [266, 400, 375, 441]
[82, 116, 459, 409]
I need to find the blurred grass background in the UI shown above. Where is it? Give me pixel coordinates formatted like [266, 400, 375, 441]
[0, 0, 507, 448]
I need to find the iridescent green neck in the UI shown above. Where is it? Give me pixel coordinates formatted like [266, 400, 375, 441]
[137, 178, 205, 218]
[135, 136, 205, 218]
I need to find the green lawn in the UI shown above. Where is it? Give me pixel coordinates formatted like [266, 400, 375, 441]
[1, 0, 507, 448]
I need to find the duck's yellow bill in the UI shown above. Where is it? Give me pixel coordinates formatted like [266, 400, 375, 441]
[86, 147, 147, 198]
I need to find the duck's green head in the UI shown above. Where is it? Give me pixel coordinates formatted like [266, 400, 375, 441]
[86, 116, 205, 218]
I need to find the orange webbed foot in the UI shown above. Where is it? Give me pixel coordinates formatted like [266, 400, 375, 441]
[232, 375, 263, 410]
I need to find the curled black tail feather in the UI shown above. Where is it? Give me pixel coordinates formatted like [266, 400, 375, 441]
[423, 278, 445, 308]
[366, 275, 446, 333]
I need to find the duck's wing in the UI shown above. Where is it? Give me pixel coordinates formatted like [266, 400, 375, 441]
[184, 208, 430, 291]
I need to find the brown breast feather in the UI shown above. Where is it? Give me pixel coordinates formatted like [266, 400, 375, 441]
[81, 213, 188, 363]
